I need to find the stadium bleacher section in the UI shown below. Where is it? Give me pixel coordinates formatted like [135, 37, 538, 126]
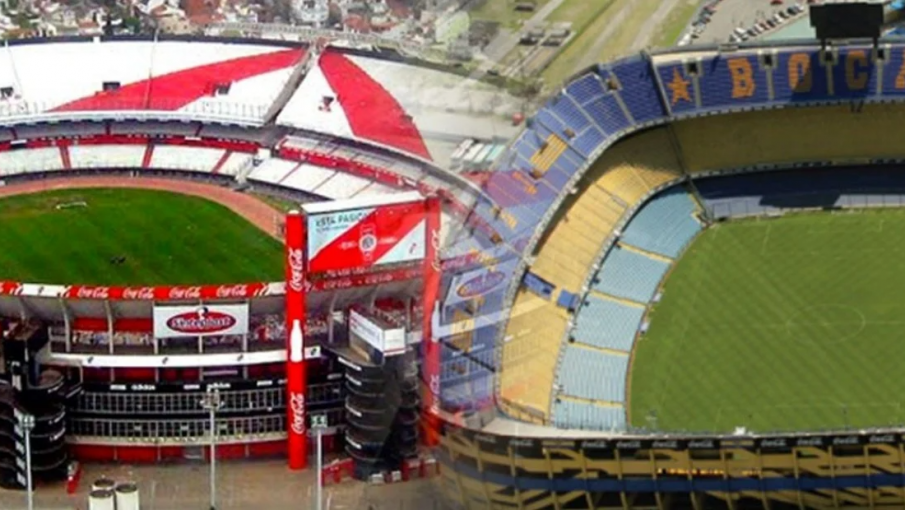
[620, 188, 701, 258]
[591, 246, 669, 304]
[572, 295, 644, 353]
[696, 166, 905, 219]
[556, 346, 628, 404]
[1, 39, 305, 122]
[461, 44, 905, 431]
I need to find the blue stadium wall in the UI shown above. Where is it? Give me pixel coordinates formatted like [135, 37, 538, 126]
[434, 39, 905, 509]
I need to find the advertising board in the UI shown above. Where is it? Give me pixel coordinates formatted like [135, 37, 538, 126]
[349, 309, 384, 352]
[304, 193, 426, 274]
[348, 309, 407, 356]
[152, 304, 249, 339]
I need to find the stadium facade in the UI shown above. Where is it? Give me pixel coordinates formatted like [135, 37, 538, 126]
[4, 32, 905, 510]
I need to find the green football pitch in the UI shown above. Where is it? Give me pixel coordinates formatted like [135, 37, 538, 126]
[0, 188, 283, 285]
[629, 208, 905, 434]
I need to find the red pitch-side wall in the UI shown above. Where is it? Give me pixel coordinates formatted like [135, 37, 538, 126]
[421, 196, 442, 446]
[285, 211, 308, 470]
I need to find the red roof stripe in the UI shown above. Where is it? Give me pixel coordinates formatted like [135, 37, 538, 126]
[318, 51, 432, 160]
[52, 48, 306, 112]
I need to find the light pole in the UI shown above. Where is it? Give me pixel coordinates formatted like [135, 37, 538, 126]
[200, 388, 224, 510]
[311, 413, 328, 510]
[15, 410, 35, 510]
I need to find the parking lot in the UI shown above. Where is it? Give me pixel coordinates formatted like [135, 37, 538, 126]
[682, 0, 810, 45]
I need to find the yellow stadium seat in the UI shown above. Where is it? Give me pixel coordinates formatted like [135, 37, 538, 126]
[498, 127, 683, 420]
[529, 134, 569, 175]
[675, 103, 905, 173]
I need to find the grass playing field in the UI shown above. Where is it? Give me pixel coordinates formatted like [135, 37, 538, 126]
[0, 189, 283, 285]
[629, 208, 905, 434]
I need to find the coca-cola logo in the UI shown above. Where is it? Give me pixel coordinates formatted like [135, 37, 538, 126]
[76, 286, 110, 300]
[288, 248, 305, 293]
[290, 392, 306, 435]
[168, 286, 202, 300]
[122, 287, 155, 300]
[457, 270, 505, 298]
[216, 284, 248, 298]
[166, 307, 236, 334]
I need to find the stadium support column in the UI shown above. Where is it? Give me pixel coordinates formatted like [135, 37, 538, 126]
[421, 196, 442, 446]
[285, 211, 308, 470]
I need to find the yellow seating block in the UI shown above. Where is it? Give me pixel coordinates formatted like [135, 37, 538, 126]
[675, 103, 905, 173]
[529, 134, 569, 174]
[499, 290, 570, 421]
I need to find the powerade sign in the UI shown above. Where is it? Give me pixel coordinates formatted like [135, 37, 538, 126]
[153, 304, 249, 339]
[444, 268, 507, 306]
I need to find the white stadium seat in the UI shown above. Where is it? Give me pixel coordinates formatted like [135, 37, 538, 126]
[312, 172, 372, 200]
[150, 146, 225, 173]
[279, 163, 337, 194]
[69, 145, 145, 169]
[0, 148, 63, 175]
[247, 158, 298, 185]
[217, 152, 255, 176]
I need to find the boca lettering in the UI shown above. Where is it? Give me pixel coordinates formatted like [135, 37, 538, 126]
[788, 53, 813, 93]
[688, 440, 715, 449]
[870, 434, 896, 444]
[288, 248, 305, 292]
[728, 58, 756, 98]
[845, 50, 869, 91]
[290, 392, 306, 435]
[616, 441, 641, 449]
[475, 434, 497, 444]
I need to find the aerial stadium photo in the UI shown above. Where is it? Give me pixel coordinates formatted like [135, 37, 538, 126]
[6, 0, 905, 509]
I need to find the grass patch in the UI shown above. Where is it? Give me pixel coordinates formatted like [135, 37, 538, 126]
[539, 0, 618, 87]
[651, 0, 699, 48]
[251, 192, 299, 213]
[0, 188, 283, 285]
[630, 209, 905, 433]
[468, 0, 550, 28]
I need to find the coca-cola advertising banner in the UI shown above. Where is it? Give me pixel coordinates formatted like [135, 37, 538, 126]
[0, 282, 273, 301]
[305, 201, 426, 274]
[153, 304, 249, 339]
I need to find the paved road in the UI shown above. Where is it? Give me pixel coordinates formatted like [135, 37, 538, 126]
[0, 460, 449, 510]
[695, 0, 800, 44]
[631, 0, 688, 52]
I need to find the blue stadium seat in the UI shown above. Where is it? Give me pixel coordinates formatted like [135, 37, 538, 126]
[583, 93, 631, 136]
[573, 295, 645, 352]
[572, 127, 605, 158]
[557, 346, 628, 403]
[694, 167, 905, 219]
[550, 95, 590, 132]
[592, 247, 669, 304]
[605, 57, 666, 124]
[552, 400, 627, 430]
[566, 73, 606, 106]
[621, 189, 702, 258]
